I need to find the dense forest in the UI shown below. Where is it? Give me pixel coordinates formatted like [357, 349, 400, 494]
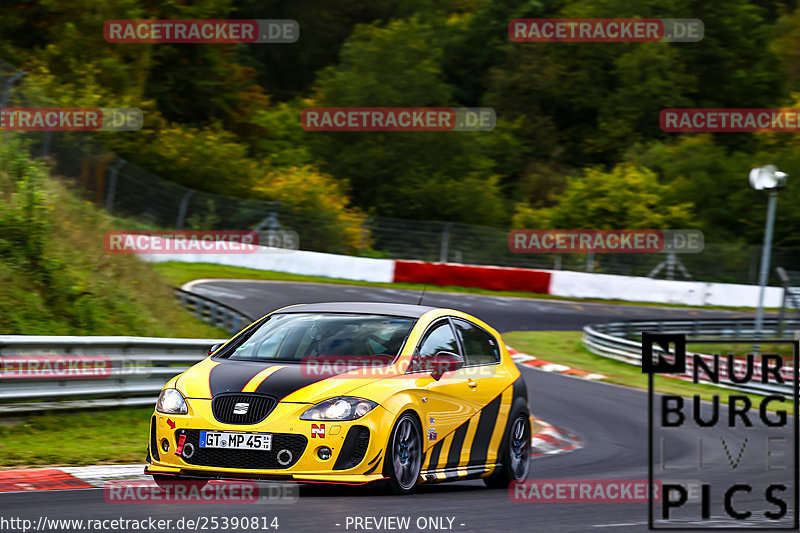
[2, 0, 800, 249]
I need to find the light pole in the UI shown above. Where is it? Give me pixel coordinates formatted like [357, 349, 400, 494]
[749, 165, 788, 344]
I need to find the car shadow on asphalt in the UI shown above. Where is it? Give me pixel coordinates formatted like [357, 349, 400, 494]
[298, 481, 495, 498]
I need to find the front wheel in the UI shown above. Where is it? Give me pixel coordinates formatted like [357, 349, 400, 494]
[484, 409, 531, 488]
[384, 412, 423, 494]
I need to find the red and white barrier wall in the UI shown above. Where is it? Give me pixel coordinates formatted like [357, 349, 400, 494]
[138, 238, 783, 308]
[394, 260, 551, 294]
[394, 260, 782, 307]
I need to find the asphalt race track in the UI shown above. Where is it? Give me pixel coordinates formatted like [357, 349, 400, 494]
[1, 281, 790, 532]
[183, 279, 747, 332]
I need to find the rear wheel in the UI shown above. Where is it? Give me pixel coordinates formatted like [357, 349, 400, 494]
[484, 409, 531, 488]
[152, 474, 208, 493]
[384, 412, 423, 494]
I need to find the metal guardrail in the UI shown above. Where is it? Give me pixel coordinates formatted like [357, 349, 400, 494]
[173, 288, 256, 334]
[583, 318, 800, 396]
[0, 336, 226, 414]
[0, 290, 255, 414]
[777, 267, 800, 328]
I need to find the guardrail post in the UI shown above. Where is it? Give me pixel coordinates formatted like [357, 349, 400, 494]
[777, 267, 790, 336]
[226, 311, 233, 331]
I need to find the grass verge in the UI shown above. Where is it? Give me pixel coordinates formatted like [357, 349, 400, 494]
[503, 330, 793, 413]
[0, 407, 153, 468]
[0, 140, 227, 338]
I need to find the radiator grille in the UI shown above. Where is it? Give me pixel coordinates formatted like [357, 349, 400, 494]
[211, 393, 276, 424]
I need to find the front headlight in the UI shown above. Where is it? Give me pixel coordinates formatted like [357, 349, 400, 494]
[300, 397, 378, 421]
[156, 388, 188, 414]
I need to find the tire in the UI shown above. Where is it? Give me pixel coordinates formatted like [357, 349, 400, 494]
[484, 407, 531, 488]
[152, 474, 208, 493]
[383, 412, 423, 494]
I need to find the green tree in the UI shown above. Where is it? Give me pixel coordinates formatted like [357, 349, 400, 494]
[625, 136, 756, 243]
[512, 163, 694, 229]
[232, 0, 441, 100]
[308, 17, 515, 225]
[439, 0, 548, 106]
[486, 0, 786, 170]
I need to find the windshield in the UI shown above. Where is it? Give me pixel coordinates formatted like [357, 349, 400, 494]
[224, 313, 416, 363]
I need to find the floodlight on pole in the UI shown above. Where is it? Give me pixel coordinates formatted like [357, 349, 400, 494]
[749, 165, 787, 347]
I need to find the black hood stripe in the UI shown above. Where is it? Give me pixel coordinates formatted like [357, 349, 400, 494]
[209, 361, 282, 397]
[254, 365, 329, 399]
[209, 360, 332, 399]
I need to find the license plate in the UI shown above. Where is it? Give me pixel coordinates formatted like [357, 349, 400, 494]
[199, 431, 272, 451]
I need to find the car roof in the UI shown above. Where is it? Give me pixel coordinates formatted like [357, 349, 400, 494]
[273, 301, 437, 319]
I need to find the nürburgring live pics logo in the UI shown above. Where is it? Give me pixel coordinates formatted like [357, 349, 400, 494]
[644, 333, 799, 530]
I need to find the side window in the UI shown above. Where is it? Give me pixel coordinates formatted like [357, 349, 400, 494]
[453, 319, 500, 365]
[409, 321, 460, 372]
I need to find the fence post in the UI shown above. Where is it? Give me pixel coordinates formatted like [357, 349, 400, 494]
[41, 131, 52, 159]
[176, 190, 196, 230]
[1, 71, 26, 141]
[439, 222, 453, 263]
[106, 159, 125, 214]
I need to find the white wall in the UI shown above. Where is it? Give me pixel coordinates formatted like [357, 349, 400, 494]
[134, 236, 395, 283]
[549, 270, 783, 308]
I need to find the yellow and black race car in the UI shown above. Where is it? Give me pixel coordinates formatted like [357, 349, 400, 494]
[145, 302, 531, 494]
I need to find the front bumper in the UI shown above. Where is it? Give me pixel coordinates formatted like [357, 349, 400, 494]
[146, 398, 390, 484]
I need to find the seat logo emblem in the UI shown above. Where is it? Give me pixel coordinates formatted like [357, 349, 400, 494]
[233, 402, 249, 415]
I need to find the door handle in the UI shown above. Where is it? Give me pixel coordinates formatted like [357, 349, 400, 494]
[467, 379, 477, 388]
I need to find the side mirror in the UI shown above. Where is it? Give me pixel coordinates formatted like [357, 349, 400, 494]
[430, 351, 464, 380]
[208, 343, 222, 355]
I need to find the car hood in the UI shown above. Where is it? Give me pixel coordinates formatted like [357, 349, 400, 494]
[177, 357, 395, 402]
